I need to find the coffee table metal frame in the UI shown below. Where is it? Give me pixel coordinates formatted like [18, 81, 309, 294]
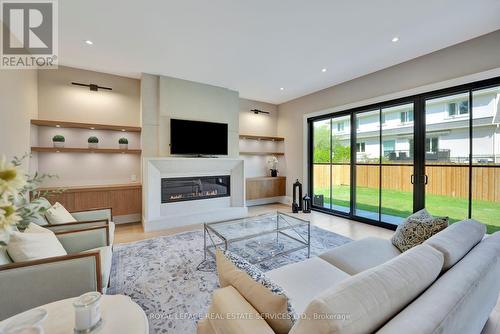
[203, 211, 310, 264]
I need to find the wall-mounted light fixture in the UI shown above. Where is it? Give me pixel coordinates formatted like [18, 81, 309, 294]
[71, 82, 112, 91]
[251, 109, 270, 115]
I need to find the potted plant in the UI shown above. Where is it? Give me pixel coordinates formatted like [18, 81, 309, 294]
[52, 135, 65, 148]
[267, 156, 279, 177]
[88, 136, 99, 149]
[118, 137, 128, 150]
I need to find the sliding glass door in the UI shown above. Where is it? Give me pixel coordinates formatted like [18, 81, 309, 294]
[423, 85, 500, 233]
[353, 104, 415, 225]
[311, 115, 351, 214]
[309, 76, 500, 232]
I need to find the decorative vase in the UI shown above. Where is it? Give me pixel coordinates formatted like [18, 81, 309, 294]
[53, 142, 64, 148]
[270, 169, 278, 177]
[88, 143, 98, 149]
[119, 144, 128, 150]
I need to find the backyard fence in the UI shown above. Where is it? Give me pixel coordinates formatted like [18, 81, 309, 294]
[313, 164, 500, 202]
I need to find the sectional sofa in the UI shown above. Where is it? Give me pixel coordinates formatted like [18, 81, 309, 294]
[199, 219, 500, 334]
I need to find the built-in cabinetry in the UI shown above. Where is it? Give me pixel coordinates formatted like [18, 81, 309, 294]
[40, 183, 142, 222]
[31, 119, 143, 222]
[239, 134, 286, 202]
[246, 176, 286, 200]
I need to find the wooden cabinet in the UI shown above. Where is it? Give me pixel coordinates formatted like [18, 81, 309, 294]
[41, 183, 142, 217]
[246, 176, 286, 200]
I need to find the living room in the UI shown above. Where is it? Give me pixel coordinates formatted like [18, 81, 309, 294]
[0, 1, 499, 333]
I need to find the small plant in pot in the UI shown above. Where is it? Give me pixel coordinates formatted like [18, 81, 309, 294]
[88, 136, 99, 149]
[52, 135, 65, 148]
[118, 137, 128, 150]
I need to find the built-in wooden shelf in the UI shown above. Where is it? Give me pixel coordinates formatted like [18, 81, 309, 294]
[239, 134, 284, 141]
[31, 119, 142, 132]
[240, 151, 285, 156]
[246, 176, 286, 181]
[38, 183, 142, 192]
[31, 147, 142, 154]
[246, 176, 286, 200]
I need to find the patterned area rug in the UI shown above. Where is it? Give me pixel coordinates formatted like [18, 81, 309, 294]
[108, 226, 351, 334]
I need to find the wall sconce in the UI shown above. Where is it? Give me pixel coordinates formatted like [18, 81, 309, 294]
[71, 82, 112, 91]
[251, 109, 270, 115]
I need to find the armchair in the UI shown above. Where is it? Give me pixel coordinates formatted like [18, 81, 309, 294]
[0, 223, 112, 320]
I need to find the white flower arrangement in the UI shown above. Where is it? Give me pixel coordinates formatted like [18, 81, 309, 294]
[0, 156, 26, 245]
[267, 156, 278, 170]
[0, 154, 60, 245]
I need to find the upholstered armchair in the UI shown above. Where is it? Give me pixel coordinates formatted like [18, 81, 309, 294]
[0, 219, 113, 320]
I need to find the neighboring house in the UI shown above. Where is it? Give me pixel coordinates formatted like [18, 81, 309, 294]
[331, 87, 500, 163]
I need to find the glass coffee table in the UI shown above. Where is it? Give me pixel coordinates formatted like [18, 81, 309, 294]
[203, 211, 310, 264]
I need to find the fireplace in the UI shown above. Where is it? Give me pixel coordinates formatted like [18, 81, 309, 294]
[161, 175, 231, 203]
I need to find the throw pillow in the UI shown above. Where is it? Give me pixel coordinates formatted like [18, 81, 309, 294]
[7, 223, 67, 262]
[216, 248, 296, 334]
[44, 202, 77, 225]
[391, 209, 448, 252]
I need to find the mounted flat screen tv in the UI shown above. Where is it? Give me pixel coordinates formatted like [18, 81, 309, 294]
[170, 119, 228, 155]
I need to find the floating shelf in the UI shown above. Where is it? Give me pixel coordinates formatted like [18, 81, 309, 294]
[246, 176, 286, 181]
[31, 147, 142, 154]
[240, 151, 284, 156]
[239, 134, 284, 141]
[31, 119, 142, 132]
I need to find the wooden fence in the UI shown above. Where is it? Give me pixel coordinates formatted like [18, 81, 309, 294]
[313, 164, 500, 202]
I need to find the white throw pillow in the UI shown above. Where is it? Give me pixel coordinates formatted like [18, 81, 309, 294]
[44, 202, 77, 225]
[7, 223, 67, 262]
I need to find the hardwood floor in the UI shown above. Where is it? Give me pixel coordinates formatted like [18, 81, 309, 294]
[114, 203, 393, 244]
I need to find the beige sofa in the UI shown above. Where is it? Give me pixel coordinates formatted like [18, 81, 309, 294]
[199, 219, 500, 334]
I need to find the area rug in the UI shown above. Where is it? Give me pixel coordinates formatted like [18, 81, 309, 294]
[108, 226, 351, 334]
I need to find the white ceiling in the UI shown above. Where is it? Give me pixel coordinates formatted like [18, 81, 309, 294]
[59, 0, 500, 104]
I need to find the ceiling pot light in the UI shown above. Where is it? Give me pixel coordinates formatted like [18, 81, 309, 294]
[321, 68, 327, 73]
[85, 40, 93, 45]
[280, 87, 284, 91]
[392, 37, 399, 43]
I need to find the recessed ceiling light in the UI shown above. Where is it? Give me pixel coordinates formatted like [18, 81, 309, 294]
[85, 40, 93, 45]
[121, 129, 126, 132]
[55, 124, 60, 128]
[392, 37, 399, 43]
[280, 87, 284, 91]
[321, 68, 327, 73]
[90, 127, 95, 130]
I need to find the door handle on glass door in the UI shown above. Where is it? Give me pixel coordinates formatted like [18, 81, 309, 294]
[424, 175, 429, 185]
[411, 174, 414, 184]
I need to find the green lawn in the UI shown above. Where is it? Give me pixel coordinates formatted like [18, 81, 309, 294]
[315, 185, 500, 234]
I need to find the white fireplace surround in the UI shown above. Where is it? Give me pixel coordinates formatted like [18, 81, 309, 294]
[143, 157, 247, 232]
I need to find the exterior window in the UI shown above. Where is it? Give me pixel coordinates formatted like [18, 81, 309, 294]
[381, 113, 386, 124]
[448, 100, 469, 116]
[400, 110, 414, 123]
[356, 142, 365, 153]
[459, 100, 469, 114]
[356, 119, 360, 129]
[383, 140, 396, 156]
[337, 122, 344, 132]
[426, 137, 439, 153]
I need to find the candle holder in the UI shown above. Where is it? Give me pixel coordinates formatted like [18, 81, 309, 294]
[73, 292, 102, 333]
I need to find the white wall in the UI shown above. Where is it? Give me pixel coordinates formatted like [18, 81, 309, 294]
[0, 70, 38, 171]
[36, 66, 141, 187]
[278, 29, 500, 196]
[141, 74, 240, 158]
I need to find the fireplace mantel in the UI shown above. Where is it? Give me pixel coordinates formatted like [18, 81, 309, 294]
[142, 157, 247, 231]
